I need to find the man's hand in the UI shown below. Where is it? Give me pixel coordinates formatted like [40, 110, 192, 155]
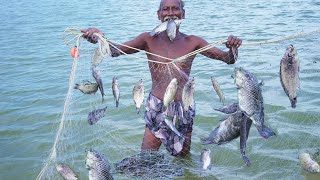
[225, 35, 242, 49]
[81, 28, 103, 44]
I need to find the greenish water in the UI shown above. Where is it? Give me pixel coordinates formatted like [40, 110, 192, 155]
[0, 0, 320, 179]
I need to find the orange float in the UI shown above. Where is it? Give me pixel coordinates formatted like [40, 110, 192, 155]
[70, 46, 79, 58]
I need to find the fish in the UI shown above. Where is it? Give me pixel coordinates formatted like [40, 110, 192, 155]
[163, 78, 178, 110]
[211, 77, 225, 104]
[88, 106, 107, 125]
[201, 112, 245, 145]
[166, 19, 177, 41]
[201, 112, 252, 166]
[85, 149, 113, 180]
[150, 16, 182, 38]
[74, 81, 98, 94]
[150, 21, 168, 36]
[56, 163, 78, 180]
[214, 103, 239, 114]
[164, 115, 183, 138]
[112, 76, 120, 107]
[92, 48, 104, 66]
[280, 44, 300, 108]
[233, 67, 275, 139]
[201, 148, 211, 170]
[91, 66, 105, 103]
[299, 152, 320, 173]
[132, 79, 145, 114]
[182, 77, 195, 112]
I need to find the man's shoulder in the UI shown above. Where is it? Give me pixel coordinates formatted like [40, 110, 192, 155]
[182, 34, 204, 43]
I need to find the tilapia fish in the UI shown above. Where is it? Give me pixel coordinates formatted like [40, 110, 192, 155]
[112, 76, 120, 108]
[74, 81, 98, 94]
[211, 77, 225, 104]
[88, 106, 107, 125]
[214, 103, 238, 114]
[299, 152, 320, 173]
[132, 79, 145, 114]
[280, 44, 300, 108]
[56, 163, 78, 180]
[201, 148, 211, 170]
[91, 66, 105, 103]
[234, 67, 275, 139]
[85, 149, 113, 180]
[163, 78, 178, 110]
[201, 112, 252, 166]
[182, 77, 195, 112]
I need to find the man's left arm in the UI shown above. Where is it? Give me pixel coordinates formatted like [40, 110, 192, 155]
[199, 35, 242, 64]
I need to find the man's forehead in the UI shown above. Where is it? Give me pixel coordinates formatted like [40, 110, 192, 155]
[161, 0, 182, 7]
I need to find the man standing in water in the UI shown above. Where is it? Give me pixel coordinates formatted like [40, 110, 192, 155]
[81, 0, 242, 156]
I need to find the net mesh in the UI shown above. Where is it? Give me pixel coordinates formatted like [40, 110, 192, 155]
[37, 27, 320, 179]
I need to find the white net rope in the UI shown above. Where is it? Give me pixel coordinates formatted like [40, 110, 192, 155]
[37, 27, 320, 180]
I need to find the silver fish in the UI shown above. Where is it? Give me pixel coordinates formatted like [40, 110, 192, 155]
[163, 78, 178, 109]
[166, 19, 177, 42]
[92, 48, 104, 66]
[299, 152, 320, 173]
[91, 66, 105, 103]
[201, 112, 252, 166]
[164, 115, 183, 138]
[150, 21, 168, 36]
[234, 67, 275, 139]
[201, 148, 211, 170]
[182, 77, 195, 112]
[56, 163, 78, 180]
[74, 81, 98, 94]
[88, 106, 107, 125]
[214, 103, 238, 114]
[132, 79, 145, 114]
[211, 77, 225, 104]
[112, 76, 120, 108]
[280, 44, 300, 108]
[85, 149, 113, 180]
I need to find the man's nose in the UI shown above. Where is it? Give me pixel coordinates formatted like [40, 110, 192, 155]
[168, 8, 174, 15]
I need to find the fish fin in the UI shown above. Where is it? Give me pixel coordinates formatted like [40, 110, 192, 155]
[74, 83, 79, 89]
[259, 80, 264, 86]
[290, 97, 297, 108]
[256, 125, 276, 139]
[137, 107, 140, 114]
[242, 155, 251, 166]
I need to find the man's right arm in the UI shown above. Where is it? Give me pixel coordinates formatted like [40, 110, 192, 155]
[81, 28, 148, 57]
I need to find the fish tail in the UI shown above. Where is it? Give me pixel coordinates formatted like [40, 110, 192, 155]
[101, 96, 104, 104]
[74, 83, 79, 89]
[256, 125, 276, 139]
[290, 97, 297, 108]
[116, 100, 119, 108]
[136, 107, 140, 114]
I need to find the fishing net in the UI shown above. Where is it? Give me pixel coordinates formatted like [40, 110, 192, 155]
[36, 26, 320, 180]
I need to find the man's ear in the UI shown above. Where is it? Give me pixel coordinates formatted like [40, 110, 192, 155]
[182, 9, 185, 19]
[157, 10, 161, 20]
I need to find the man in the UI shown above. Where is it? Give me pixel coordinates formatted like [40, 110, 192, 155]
[81, 0, 242, 156]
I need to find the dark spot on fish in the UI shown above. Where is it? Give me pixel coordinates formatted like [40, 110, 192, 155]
[313, 61, 317, 63]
